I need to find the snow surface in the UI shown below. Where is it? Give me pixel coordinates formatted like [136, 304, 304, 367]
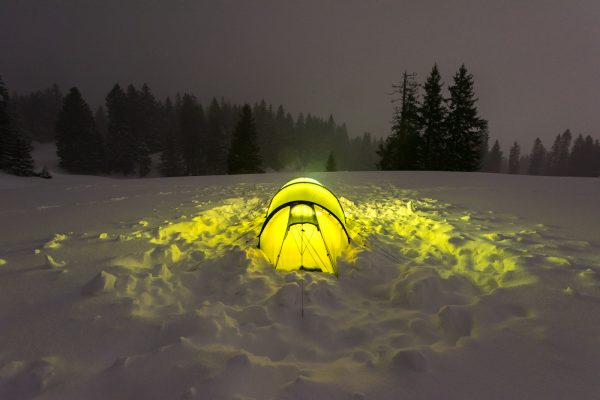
[1, 163, 600, 399]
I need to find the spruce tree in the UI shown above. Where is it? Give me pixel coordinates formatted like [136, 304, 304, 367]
[94, 106, 108, 141]
[0, 76, 34, 176]
[445, 64, 487, 171]
[325, 151, 337, 171]
[508, 141, 520, 174]
[55, 87, 104, 174]
[227, 104, 263, 174]
[139, 83, 161, 153]
[158, 98, 184, 177]
[528, 137, 547, 175]
[594, 139, 600, 176]
[179, 94, 207, 175]
[206, 97, 227, 174]
[4, 130, 35, 176]
[419, 64, 447, 170]
[125, 85, 152, 177]
[0, 76, 10, 170]
[568, 134, 596, 177]
[106, 84, 136, 174]
[547, 129, 572, 176]
[378, 72, 421, 170]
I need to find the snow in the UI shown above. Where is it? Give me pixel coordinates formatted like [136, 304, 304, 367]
[1, 162, 600, 399]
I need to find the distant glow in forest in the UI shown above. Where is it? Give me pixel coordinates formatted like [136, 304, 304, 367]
[258, 178, 349, 274]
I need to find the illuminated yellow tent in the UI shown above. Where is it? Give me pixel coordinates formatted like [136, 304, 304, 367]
[258, 178, 349, 274]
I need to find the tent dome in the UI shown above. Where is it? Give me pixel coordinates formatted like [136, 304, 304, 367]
[258, 178, 349, 274]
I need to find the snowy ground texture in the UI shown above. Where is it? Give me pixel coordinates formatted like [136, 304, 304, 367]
[1, 166, 600, 399]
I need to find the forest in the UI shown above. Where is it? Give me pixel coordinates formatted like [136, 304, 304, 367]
[0, 77, 378, 177]
[377, 64, 600, 177]
[1, 70, 599, 178]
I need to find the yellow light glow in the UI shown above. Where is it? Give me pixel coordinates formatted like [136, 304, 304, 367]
[259, 178, 349, 274]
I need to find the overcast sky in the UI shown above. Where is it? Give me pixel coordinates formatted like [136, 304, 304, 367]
[2, 0, 599, 150]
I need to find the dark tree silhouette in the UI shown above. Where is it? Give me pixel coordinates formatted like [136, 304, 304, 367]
[419, 64, 446, 170]
[594, 139, 600, 176]
[227, 104, 263, 174]
[325, 151, 337, 171]
[94, 106, 108, 142]
[179, 94, 207, 175]
[139, 83, 162, 153]
[508, 141, 520, 174]
[528, 137, 547, 175]
[445, 64, 487, 171]
[378, 71, 420, 170]
[106, 84, 136, 175]
[206, 97, 227, 174]
[125, 85, 151, 177]
[0, 76, 34, 176]
[568, 134, 596, 177]
[0, 76, 10, 170]
[55, 87, 104, 174]
[12, 84, 63, 142]
[547, 129, 572, 176]
[159, 98, 185, 177]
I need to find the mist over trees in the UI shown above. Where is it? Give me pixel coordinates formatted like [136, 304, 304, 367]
[4, 76, 599, 179]
[481, 131, 600, 177]
[6, 81, 379, 177]
[508, 141, 520, 174]
[377, 63, 599, 178]
[378, 64, 488, 172]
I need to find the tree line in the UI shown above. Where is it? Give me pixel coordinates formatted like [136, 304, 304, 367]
[378, 64, 488, 172]
[1, 77, 379, 177]
[0, 76, 36, 176]
[482, 130, 600, 177]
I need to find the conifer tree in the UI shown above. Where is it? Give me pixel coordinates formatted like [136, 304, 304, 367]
[378, 72, 420, 170]
[325, 151, 337, 171]
[547, 129, 572, 176]
[594, 139, 600, 176]
[139, 83, 161, 153]
[419, 64, 447, 170]
[55, 87, 104, 174]
[179, 94, 207, 175]
[206, 97, 227, 174]
[106, 84, 136, 174]
[0, 76, 34, 176]
[528, 137, 547, 175]
[94, 106, 108, 141]
[568, 134, 596, 177]
[125, 85, 152, 177]
[445, 64, 487, 171]
[227, 104, 263, 174]
[0, 76, 10, 170]
[508, 141, 520, 174]
[159, 98, 184, 176]
[4, 130, 35, 176]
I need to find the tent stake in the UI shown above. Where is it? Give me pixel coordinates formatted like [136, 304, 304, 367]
[301, 279, 304, 319]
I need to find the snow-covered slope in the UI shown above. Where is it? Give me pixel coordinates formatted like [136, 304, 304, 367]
[1, 170, 599, 399]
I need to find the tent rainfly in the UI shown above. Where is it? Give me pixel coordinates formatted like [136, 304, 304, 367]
[258, 178, 350, 274]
